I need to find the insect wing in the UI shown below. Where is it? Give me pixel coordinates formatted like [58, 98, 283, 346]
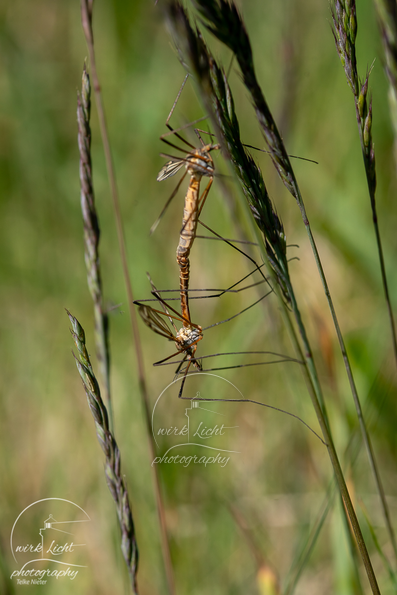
[138, 305, 175, 340]
[157, 159, 185, 182]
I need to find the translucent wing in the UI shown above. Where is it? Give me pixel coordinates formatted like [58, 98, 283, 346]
[147, 274, 178, 333]
[138, 305, 175, 340]
[157, 159, 185, 182]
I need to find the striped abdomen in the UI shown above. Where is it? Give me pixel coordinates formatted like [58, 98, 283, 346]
[176, 174, 201, 327]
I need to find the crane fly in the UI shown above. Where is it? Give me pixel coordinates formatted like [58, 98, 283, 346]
[135, 280, 204, 394]
[134, 283, 323, 443]
[138, 304, 202, 372]
[134, 270, 277, 399]
[151, 74, 220, 328]
[157, 137, 220, 328]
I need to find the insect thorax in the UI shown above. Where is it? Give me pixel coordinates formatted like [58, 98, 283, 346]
[185, 151, 214, 178]
[175, 326, 203, 350]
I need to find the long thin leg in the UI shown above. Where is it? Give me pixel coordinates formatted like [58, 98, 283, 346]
[139, 282, 267, 304]
[178, 176, 214, 238]
[157, 76, 208, 160]
[202, 291, 272, 331]
[177, 393, 324, 444]
[177, 358, 192, 399]
[154, 350, 185, 367]
[198, 220, 270, 290]
[136, 242, 269, 305]
[197, 177, 213, 217]
[174, 353, 189, 376]
[135, 274, 267, 303]
[150, 170, 188, 235]
[147, 273, 178, 333]
[155, 350, 303, 368]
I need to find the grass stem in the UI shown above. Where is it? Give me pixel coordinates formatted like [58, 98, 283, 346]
[67, 311, 139, 593]
[161, 3, 382, 592]
[331, 0, 397, 561]
[80, 2, 176, 593]
[184, 0, 396, 573]
[77, 64, 113, 430]
[332, 1, 397, 372]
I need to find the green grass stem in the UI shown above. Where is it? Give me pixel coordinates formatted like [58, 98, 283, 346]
[331, 0, 397, 370]
[189, 0, 397, 573]
[161, 3, 382, 592]
[331, 0, 397, 562]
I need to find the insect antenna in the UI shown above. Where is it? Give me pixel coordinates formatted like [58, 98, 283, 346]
[160, 74, 196, 152]
[195, 234, 259, 247]
[160, 117, 210, 140]
[189, 127, 318, 165]
[242, 143, 318, 165]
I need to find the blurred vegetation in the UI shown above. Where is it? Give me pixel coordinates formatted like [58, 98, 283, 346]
[1, 0, 397, 594]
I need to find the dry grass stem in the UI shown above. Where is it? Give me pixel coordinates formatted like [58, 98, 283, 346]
[67, 310, 139, 593]
[77, 65, 112, 429]
[80, 1, 176, 592]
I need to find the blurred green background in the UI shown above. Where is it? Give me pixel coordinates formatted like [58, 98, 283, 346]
[1, 1, 397, 594]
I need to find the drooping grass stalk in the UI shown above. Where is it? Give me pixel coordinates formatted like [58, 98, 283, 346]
[209, 63, 379, 595]
[67, 310, 138, 593]
[80, 2, 176, 593]
[331, 0, 397, 367]
[161, 3, 381, 593]
[188, 0, 397, 569]
[373, 0, 397, 160]
[77, 65, 113, 430]
[331, 0, 397, 561]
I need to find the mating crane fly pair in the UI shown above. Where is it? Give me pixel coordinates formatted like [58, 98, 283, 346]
[134, 116, 273, 396]
[132, 81, 323, 441]
[154, 114, 220, 328]
[133, 79, 282, 397]
[136, 108, 221, 388]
